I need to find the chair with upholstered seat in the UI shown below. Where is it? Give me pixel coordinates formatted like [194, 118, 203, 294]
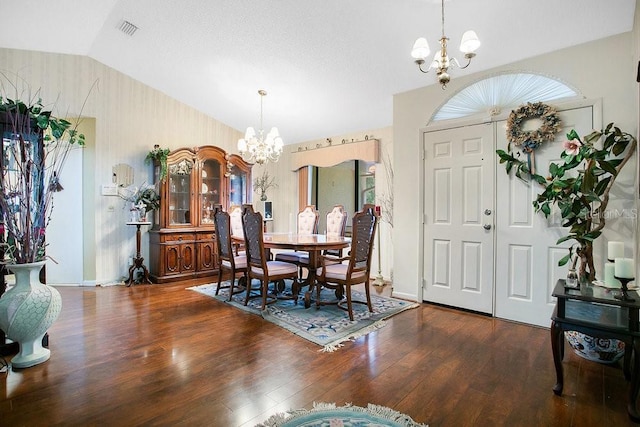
[242, 206, 301, 309]
[314, 204, 378, 320]
[274, 205, 319, 275]
[212, 208, 252, 301]
[298, 204, 348, 269]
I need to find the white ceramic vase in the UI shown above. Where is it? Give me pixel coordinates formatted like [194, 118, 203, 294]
[0, 261, 62, 368]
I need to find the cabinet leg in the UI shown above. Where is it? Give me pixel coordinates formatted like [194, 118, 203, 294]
[551, 321, 564, 395]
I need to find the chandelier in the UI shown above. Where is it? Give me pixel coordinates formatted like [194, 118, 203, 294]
[237, 90, 283, 164]
[411, 0, 480, 89]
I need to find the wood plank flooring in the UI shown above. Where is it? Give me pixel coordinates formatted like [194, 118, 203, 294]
[0, 280, 637, 426]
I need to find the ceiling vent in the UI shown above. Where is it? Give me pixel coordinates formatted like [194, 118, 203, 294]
[117, 20, 139, 36]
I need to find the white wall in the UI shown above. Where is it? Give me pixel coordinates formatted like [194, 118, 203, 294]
[393, 31, 639, 301]
[0, 48, 243, 284]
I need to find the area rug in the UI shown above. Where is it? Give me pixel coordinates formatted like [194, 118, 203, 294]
[187, 282, 418, 352]
[256, 402, 428, 427]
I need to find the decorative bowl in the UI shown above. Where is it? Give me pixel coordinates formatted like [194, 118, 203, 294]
[564, 331, 625, 364]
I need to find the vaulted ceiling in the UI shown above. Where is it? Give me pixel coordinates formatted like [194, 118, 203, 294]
[0, 0, 635, 144]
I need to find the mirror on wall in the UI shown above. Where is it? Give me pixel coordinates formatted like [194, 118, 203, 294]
[310, 160, 375, 233]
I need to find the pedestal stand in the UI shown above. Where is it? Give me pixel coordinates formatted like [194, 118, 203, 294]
[126, 221, 152, 286]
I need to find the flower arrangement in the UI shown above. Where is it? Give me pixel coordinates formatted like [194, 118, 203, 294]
[119, 183, 160, 214]
[253, 170, 277, 201]
[0, 91, 86, 264]
[497, 123, 637, 281]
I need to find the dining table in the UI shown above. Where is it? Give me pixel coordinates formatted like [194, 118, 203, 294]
[263, 233, 351, 302]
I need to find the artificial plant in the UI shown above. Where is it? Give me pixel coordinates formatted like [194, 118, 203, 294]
[497, 123, 637, 281]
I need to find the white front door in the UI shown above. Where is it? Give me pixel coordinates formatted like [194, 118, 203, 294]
[423, 122, 495, 314]
[494, 105, 595, 327]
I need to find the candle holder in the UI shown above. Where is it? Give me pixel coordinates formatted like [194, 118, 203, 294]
[614, 275, 635, 302]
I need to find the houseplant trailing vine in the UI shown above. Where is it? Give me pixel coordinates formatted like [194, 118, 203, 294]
[145, 144, 170, 183]
[497, 123, 637, 282]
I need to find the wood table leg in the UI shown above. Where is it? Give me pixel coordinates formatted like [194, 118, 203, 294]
[551, 320, 564, 396]
[627, 338, 640, 422]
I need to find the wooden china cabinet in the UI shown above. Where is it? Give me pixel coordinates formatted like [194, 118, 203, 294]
[148, 145, 251, 283]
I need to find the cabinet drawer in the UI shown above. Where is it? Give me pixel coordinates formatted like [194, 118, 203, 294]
[196, 231, 215, 241]
[162, 233, 194, 243]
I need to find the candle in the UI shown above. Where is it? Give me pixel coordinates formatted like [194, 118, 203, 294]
[614, 258, 635, 279]
[604, 262, 621, 288]
[608, 241, 624, 260]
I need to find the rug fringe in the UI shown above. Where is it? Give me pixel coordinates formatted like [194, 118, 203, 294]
[321, 320, 387, 352]
[255, 401, 428, 426]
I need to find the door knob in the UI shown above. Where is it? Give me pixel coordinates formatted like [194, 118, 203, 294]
[484, 209, 492, 215]
[483, 224, 492, 230]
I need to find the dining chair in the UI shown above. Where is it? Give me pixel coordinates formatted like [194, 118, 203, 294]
[298, 204, 348, 269]
[274, 205, 319, 276]
[242, 206, 301, 309]
[314, 204, 378, 320]
[212, 208, 252, 300]
[228, 204, 245, 255]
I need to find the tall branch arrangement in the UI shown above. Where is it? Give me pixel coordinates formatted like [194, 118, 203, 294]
[0, 85, 87, 263]
[497, 123, 636, 281]
[379, 150, 393, 227]
[253, 170, 277, 202]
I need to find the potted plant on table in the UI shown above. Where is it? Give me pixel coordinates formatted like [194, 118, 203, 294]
[0, 90, 86, 368]
[119, 183, 161, 222]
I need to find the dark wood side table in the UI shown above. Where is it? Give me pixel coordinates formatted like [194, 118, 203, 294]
[126, 221, 153, 286]
[551, 279, 640, 422]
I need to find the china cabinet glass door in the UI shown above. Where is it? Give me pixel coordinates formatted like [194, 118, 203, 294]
[168, 160, 193, 225]
[228, 164, 248, 207]
[199, 158, 221, 225]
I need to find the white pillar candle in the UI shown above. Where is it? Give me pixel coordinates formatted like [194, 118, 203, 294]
[604, 262, 621, 288]
[608, 241, 624, 260]
[614, 258, 635, 279]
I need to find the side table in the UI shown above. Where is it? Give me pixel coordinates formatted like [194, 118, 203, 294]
[126, 221, 152, 286]
[551, 279, 640, 422]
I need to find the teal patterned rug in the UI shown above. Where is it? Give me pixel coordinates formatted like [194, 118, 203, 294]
[256, 402, 428, 426]
[187, 281, 418, 352]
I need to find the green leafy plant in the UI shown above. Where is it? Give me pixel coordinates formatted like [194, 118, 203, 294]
[119, 183, 160, 213]
[0, 95, 86, 263]
[145, 145, 170, 182]
[497, 123, 637, 281]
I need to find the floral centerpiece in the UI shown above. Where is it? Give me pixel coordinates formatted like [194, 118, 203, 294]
[119, 183, 160, 222]
[497, 123, 637, 281]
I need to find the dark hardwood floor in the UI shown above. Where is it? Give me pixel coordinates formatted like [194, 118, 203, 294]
[0, 279, 636, 426]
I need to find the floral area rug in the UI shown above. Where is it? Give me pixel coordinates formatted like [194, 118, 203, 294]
[187, 281, 418, 352]
[256, 402, 428, 426]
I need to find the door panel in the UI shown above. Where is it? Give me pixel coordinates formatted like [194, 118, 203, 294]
[494, 106, 595, 326]
[423, 122, 494, 314]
